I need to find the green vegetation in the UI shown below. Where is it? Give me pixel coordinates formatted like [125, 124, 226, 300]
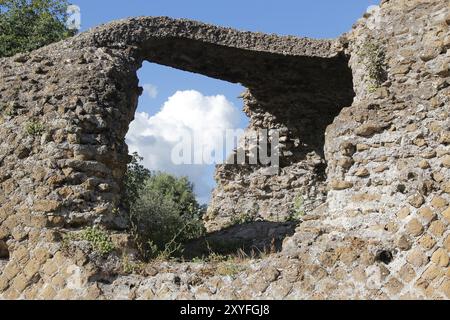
[190, 248, 247, 277]
[25, 119, 45, 136]
[79, 227, 115, 255]
[121, 254, 145, 274]
[288, 195, 305, 221]
[124, 153, 206, 261]
[216, 261, 245, 277]
[0, 0, 77, 58]
[359, 38, 387, 91]
[62, 226, 115, 256]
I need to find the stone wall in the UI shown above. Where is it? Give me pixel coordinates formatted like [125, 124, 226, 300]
[0, 0, 449, 299]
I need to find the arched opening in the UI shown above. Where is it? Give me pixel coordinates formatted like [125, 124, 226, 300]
[123, 61, 303, 260]
[121, 41, 355, 260]
[126, 61, 249, 205]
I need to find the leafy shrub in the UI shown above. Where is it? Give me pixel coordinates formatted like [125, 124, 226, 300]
[124, 153, 206, 261]
[25, 120, 45, 136]
[288, 195, 305, 221]
[79, 227, 115, 255]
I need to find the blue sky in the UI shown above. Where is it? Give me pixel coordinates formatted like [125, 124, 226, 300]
[71, 0, 378, 203]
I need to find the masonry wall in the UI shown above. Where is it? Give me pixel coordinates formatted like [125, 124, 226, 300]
[0, 0, 448, 299]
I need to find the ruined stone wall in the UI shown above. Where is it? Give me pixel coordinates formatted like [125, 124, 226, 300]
[206, 53, 354, 231]
[0, 0, 449, 299]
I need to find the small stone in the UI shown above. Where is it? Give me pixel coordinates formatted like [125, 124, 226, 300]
[385, 277, 404, 295]
[432, 172, 444, 183]
[397, 207, 411, 219]
[442, 155, 450, 168]
[440, 280, 450, 299]
[419, 234, 436, 250]
[407, 193, 425, 208]
[47, 216, 65, 227]
[356, 144, 370, 152]
[419, 47, 440, 61]
[429, 220, 445, 237]
[406, 249, 428, 267]
[374, 87, 389, 99]
[262, 267, 280, 282]
[418, 207, 437, 225]
[338, 157, 354, 169]
[425, 55, 450, 77]
[405, 218, 424, 237]
[431, 248, 449, 267]
[431, 196, 448, 209]
[340, 141, 356, 156]
[440, 132, 450, 145]
[406, 123, 418, 132]
[355, 121, 387, 137]
[33, 200, 61, 213]
[444, 235, 450, 251]
[40, 286, 57, 300]
[391, 64, 410, 75]
[443, 182, 450, 194]
[98, 183, 110, 191]
[355, 167, 370, 177]
[421, 264, 442, 281]
[330, 180, 353, 190]
[11, 274, 29, 293]
[398, 264, 416, 283]
[384, 222, 398, 233]
[418, 160, 430, 169]
[413, 138, 427, 147]
[351, 267, 366, 283]
[442, 207, 450, 223]
[396, 235, 411, 251]
[373, 165, 388, 173]
[422, 150, 436, 159]
[144, 266, 158, 277]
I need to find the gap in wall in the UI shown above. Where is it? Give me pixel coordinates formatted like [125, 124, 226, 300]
[125, 61, 249, 205]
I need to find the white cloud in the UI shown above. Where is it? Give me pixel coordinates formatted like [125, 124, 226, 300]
[126, 90, 242, 203]
[142, 84, 158, 99]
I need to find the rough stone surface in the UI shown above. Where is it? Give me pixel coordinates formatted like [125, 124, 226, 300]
[0, 0, 449, 299]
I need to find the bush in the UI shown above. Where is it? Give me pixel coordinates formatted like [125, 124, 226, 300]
[0, 0, 77, 58]
[124, 153, 206, 260]
[80, 227, 115, 255]
[25, 119, 45, 136]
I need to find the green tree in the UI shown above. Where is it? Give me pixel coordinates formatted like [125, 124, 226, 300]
[123, 152, 151, 208]
[0, 0, 77, 58]
[144, 173, 201, 217]
[124, 153, 206, 260]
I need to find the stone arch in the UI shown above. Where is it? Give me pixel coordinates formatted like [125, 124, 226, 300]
[81, 17, 356, 230]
